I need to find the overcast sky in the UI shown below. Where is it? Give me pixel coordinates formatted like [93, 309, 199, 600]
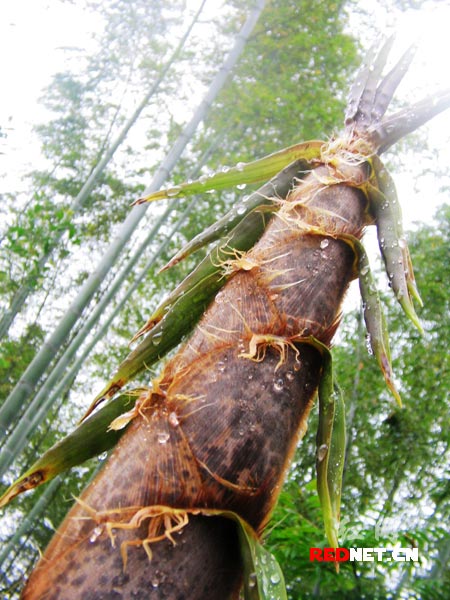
[1, 0, 449, 229]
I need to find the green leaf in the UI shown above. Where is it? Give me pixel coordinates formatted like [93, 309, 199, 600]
[136, 140, 323, 204]
[340, 234, 401, 406]
[313, 341, 345, 553]
[236, 518, 287, 600]
[204, 510, 287, 600]
[0, 392, 137, 507]
[83, 200, 272, 417]
[368, 156, 423, 333]
[160, 157, 308, 271]
[83, 158, 309, 417]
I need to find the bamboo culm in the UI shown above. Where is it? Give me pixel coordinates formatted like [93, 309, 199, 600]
[22, 164, 369, 599]
[16, 38, 450, 599]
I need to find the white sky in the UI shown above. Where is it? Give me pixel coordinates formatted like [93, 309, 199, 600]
[0, 1, 98, 189]
[346, 0, 450, 228]
[0, 0, 449, 227]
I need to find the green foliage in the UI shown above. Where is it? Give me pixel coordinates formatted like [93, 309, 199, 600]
[266, 206, 450, 598]
[0, 324, 45, 401]
[204, 0, 358, 159]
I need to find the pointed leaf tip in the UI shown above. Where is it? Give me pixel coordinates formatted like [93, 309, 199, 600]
[398, 295, 424, 335]
[368, 157, 423, 334]
[137, 141, 323, 204]
[380, 352, 402, 408]
[0, 393, 134, 507]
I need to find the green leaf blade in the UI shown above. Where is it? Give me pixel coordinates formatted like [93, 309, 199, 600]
[137, 141, 323, 204]
[315, 345, 341, 550]
[370, 157, 423, 333]
[0, 393, 135, 507]
[355, 238, 402, 406]
[210, 510, 287, 600]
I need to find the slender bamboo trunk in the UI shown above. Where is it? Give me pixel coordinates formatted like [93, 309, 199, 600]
[0, 1, 207, 341]
[0, 1, 265, 439]
[0, 133, 224, 480]
[22, 166, 369, 599]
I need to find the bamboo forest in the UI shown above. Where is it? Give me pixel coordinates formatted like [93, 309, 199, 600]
[0, 1, 449, 599]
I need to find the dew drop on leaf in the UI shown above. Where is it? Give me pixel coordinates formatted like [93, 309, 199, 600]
[317, 443, 328, 461]
[270, 573, 281, 585]
[167, 186, 181, 197]
[360, 265, 370, 276]
[248, 572, 257, 588]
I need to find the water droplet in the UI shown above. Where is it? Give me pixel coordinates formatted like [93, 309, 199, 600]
[169, 412, 179, 428]
[360, 265, 369, 276]
[237, 339, 246, 352]
[157, 431, 170, 444]
[222, 166, 230, 173]
[248, 572, 257, 588]
[270, 573, 281, 585]
[167, 186, 181, 197]
[237, 183, 247, 190]
[286, 371, 295, 382]
[151, 578, 159, 588]
[273, 378, 284, 392]
[152, 333, 163, 346]
[320, 238, 329, 249]
[236, 205, 246, 215]
[317, 444, 328, 461]
[89, 526, 103, 543]
[217, 361, 226, 372]
[398, 237, 407, 249]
